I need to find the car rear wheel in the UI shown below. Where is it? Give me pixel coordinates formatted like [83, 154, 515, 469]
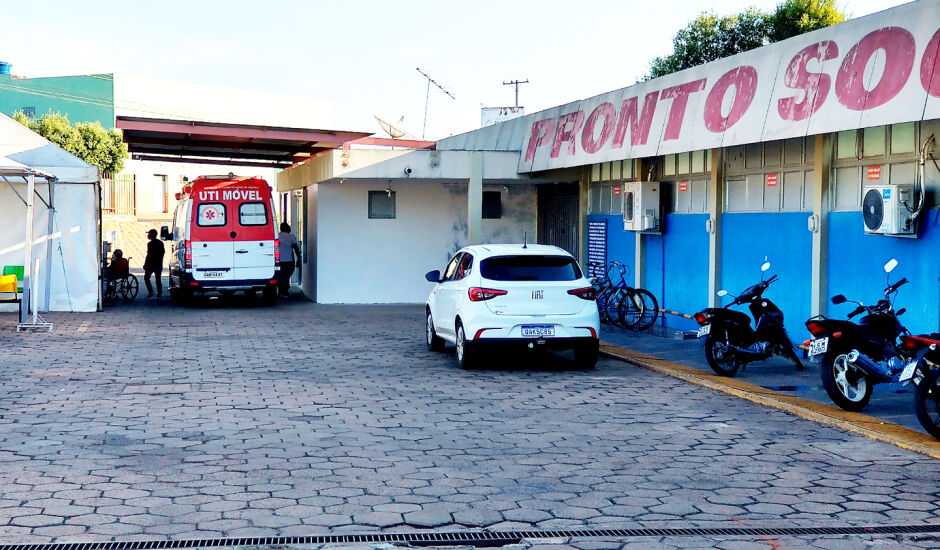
[455, 321, 477, 370]
[574, 341, 599, 369]
[426, 311, 445, 352]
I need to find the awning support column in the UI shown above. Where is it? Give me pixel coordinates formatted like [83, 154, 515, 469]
[811, 134, 831, 317]
[21, 173, 34, 324]
[707, 149, 724, 308]
[468, 152, 483, 245]
[44, 180, 55, 312]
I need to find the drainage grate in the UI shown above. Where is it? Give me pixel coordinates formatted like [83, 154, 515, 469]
[4, 525, 940, 549]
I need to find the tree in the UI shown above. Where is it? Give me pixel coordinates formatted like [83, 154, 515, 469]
[646, 0, 845, 80]
[11, 111, 128, 174]
[768, 0, 845, 42]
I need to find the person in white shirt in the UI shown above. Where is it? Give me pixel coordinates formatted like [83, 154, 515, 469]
[277, 222, 301, 297]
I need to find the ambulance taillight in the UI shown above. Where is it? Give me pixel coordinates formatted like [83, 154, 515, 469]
[184, 240, 192, 269]
[274, 239, 280, 266]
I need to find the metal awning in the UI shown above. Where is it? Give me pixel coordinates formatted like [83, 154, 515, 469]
[116, 116, 372, 169]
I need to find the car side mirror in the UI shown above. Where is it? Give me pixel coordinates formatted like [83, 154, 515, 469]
[425, 270, 441, 283]
[160, 225, 171, 240]
[831, 294, 847, 305]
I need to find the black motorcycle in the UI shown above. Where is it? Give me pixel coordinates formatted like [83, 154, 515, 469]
[804, 259, 910, 412]
[693, 261, 804, 377]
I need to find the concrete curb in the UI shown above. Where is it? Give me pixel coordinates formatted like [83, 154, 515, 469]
[600, 342, 940, 460]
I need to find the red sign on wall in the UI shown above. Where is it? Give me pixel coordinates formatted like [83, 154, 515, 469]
[679, 181, 688, 192]
[867, 165, 882, 180]
[766, 173, 778, 187]
[613, 185, 621, 196]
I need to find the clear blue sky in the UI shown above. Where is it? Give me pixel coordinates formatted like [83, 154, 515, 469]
[1, 0, 910, 138]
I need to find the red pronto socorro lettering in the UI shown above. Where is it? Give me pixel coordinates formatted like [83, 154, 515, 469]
[522, 19, 940, 167]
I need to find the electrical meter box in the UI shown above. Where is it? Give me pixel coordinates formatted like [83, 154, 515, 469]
[622, 181, 661, 233]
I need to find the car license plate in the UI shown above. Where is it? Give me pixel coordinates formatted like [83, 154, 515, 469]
[522, 325, 554, 337]
[899, 360, 919, 382]
[697, 324, 711, 337]
[202, 271, 225, 279]
[808, 337, 829, 356]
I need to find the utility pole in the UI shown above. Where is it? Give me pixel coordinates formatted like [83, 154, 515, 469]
[416, 67, 455, 139]
[502, 79, 529, 108]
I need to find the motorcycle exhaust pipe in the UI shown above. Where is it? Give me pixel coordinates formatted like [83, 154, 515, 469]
[846, 350, 893, 384]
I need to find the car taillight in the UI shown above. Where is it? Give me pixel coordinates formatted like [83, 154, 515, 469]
[274, 239, 280, 265]
[468, 287, 507, 301]
[806, 321, 826, 336]
[184, 240, 192, 269]
[567, 287, 596, 300]
[693, 312, 707, 325]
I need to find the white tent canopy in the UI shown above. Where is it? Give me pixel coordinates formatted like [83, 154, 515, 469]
[0, 113, 100, 320]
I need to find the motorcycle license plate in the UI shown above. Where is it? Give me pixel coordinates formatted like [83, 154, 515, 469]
[808, 337, 829, 356]
[899, 361, 919, 382]
[697, 324, 711, 338]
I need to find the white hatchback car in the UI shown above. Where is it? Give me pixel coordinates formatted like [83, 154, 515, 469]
[424, 244, 600, 369]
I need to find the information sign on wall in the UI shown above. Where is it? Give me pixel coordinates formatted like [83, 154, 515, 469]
[587, 220, 607, 279]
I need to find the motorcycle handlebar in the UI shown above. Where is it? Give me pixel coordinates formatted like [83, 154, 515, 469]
[887, 277, 908, 294]
[848, 305, 866, 319]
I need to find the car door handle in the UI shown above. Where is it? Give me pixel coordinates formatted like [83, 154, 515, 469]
[235, 249, 248, 254]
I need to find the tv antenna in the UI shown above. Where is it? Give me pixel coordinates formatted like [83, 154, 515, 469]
[502, 78, 529, 108]
[417, 67, 455, 139]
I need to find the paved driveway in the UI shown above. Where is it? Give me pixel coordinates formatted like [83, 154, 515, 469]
[0, 297, 939, 546]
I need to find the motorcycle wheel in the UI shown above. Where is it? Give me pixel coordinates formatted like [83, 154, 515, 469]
[821, 351, 873, 411]
[704, 333, 739, 377]
[914, 367, 940, 440]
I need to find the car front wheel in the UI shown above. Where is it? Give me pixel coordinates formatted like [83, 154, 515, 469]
[455, 321, 477, 370]
[426, 311, 446, 352]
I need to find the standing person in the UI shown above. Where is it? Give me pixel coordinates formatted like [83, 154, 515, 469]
[278, 222, 301, 297]
[143, 229, 165, 298]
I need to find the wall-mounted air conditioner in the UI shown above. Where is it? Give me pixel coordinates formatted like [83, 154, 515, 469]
[622, 181, 660, 233]
[862, 183, 916, 237]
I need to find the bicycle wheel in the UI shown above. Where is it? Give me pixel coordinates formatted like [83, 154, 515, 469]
[596, 287, 614, 325]
[632, 288, 660, 331]
[122, 275, 139, 301]
[616, 289, 644, 329]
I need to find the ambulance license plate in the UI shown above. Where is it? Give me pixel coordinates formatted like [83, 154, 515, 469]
[202, 271, 225, 279]
[808, 337, 829, 356]
[522, 325, 554, 337]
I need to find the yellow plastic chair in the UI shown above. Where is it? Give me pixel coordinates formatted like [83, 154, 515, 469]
[2, 266, 24, 292]
[0, 273, 21, 318]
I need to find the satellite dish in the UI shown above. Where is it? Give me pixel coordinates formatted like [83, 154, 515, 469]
[374, 116, 414, 139]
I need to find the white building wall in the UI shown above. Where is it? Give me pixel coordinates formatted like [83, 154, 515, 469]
[314, 181, 537, 304]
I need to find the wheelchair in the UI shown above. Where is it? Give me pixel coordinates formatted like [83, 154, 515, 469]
[103, 270, 139, 306]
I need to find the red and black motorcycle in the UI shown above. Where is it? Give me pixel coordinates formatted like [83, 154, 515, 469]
[804, 259, 913, 411]
[899, 333, 940, 439]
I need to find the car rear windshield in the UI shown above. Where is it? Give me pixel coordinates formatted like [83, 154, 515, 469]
[480, 255, 582, 281]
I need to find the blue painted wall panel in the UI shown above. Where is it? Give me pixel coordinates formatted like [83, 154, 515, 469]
[827, 211, 940, 335]
[588, 214, 635, 281]
[643, 214, 709, 332]
[720, 213, 812, 339]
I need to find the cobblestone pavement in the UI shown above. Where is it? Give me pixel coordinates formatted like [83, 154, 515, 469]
[1, 299, 939, 547]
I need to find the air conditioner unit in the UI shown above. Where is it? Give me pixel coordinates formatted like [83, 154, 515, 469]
[622, 181, 660, 233]
[862, 183, 916, 237]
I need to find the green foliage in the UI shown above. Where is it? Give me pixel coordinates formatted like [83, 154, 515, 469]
[769, 0, 845, 42]
[646, 0, 845, 80]
[11, 111, 128, 174]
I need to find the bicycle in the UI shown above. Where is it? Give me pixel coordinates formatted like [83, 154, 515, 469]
[588, 261, 660, 331]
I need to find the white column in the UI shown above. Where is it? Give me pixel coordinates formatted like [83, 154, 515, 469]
[468, 152, 483, 245]
[44, 180, 55, 312]
[811, 134, 831, 316]
[21, 173, 34, 324]
[707, 149, 724, 308]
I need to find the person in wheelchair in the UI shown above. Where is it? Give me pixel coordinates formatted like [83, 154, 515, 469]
[108, 249, 130, 280]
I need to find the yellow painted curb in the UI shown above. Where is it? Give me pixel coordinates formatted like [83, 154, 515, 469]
[600, 342, 940, 460]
